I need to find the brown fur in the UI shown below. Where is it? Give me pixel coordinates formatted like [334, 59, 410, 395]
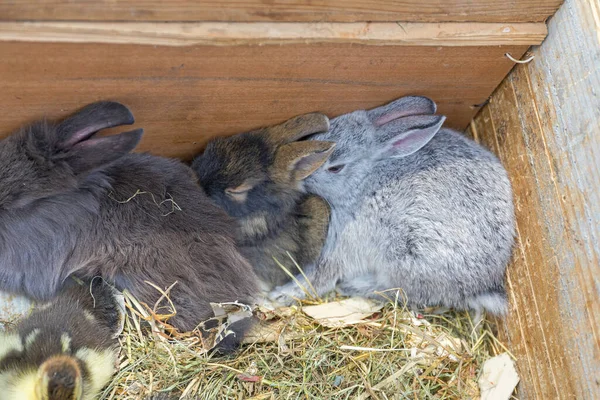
[265, 113, 330, 145]
[271, 141, 336, 184]
[40, 356, 82, 400]
[193, 114, 334, 289]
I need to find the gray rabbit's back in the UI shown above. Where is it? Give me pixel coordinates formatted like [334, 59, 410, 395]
[332, 129, 513, 312]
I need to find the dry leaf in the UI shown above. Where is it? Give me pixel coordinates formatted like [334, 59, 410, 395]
[302, 298, 383, 328]
[478, 353, 520, 400]
[432, 332, 463, 361]
[255, 305, 297, 321]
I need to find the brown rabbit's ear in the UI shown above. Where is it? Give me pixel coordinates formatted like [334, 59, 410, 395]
[55, 102, 143, 174]
[265, 113, 330, 145]
[272, 141, 336, 183]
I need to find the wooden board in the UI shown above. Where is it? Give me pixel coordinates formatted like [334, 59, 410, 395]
[0, 0, 563, 23]
[0, 42, 528, 161]
[0, 21, 547, 47]
[469, 0, 600, 397]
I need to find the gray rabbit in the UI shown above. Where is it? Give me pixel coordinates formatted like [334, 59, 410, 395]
[269, 96, 515, 315]
[0, 102, 259, 349]
[192, 114, 334, 291]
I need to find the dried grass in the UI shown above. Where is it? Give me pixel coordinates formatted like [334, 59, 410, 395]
[102, 289, 507, 400]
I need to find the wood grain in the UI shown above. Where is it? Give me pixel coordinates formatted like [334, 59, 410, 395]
[0, 0, 563, 23]
[470, 0, 600, 397]
[0, 42, 527, 161]
[0, 21, 547, 47]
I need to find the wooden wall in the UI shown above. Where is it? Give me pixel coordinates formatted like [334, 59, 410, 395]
[0, 0, 563, 23]
[0, 41, 530, 161]
[0, 1, 555, 161]
[468, 0, 600, 397]
[5, 7, 594, 400]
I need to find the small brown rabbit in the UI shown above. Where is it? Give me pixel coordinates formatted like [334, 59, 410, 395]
[0, 101, 259, 350]
[192, 114, 334, 290]
[0, 279, 122, 400]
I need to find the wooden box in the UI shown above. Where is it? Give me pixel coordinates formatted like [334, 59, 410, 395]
[1, 0, 598, 398]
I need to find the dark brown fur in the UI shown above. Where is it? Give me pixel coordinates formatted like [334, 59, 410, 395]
[43, 356, 82, 400]
[0, 279, 120, 398]
[0, 102, 259, 346]
[192, 114, 333, 289]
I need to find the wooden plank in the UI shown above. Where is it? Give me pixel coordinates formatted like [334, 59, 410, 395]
[470, 105, 547, 399]
[0, 42, 527, 161]
[491, 74, 571, 399]
[470, 0, 600, 397]
[0, 0, 564, 23]
[0, 22, 547, 47]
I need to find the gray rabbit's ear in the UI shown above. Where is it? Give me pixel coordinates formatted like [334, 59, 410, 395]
[374, 115, 445, 159]
[272, 141, 336, 183]
[367, 96, 436, 127]
[63, 129, 143, 173]
[57, 101, 135, 148]
[56, 102, 142, 173]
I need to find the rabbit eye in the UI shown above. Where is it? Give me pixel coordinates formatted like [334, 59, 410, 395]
[225, 182, 254, 202]
[225, 182, 253, 195]
[225, 187, 250, 195]
[225, 189, 249, 203]
[327, 165, 345, 173]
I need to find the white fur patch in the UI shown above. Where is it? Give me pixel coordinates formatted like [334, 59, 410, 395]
[83, 310, 96, 323]
[24, 329, 40, 350]
[61, 333, 72, 353]
[0, 333, 22, 360]
[75, 347, 117, 400]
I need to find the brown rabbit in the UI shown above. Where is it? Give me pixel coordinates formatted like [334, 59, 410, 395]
[0, 102, 259, 350]
[0, 278, 122, 400]
[192, 114, 334, 290]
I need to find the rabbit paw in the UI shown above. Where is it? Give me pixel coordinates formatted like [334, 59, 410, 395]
[336, 274, 380, 298]
[268, 283, 306, 306]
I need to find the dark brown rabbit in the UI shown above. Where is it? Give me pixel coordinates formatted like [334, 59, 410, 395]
[0, 278, 122, 400]
[0, 102, 258, 349]
[192, 114, 334, 290]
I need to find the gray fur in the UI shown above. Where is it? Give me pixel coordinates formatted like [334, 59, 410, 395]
[0, 102, 259, 345]
[269, 96, 515, 314]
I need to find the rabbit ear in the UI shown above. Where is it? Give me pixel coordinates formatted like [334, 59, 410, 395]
[265, 113, 330, 145]
[367, 96, 437, 127]
[374, 115, 445, 159]
[55, 102, 142, 173]
[57, 101, 135, 148]
[272, 141, 335, 183]
[63, 129, 144, 173]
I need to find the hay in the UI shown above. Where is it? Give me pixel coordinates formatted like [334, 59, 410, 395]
[101, 290, 508, 400]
